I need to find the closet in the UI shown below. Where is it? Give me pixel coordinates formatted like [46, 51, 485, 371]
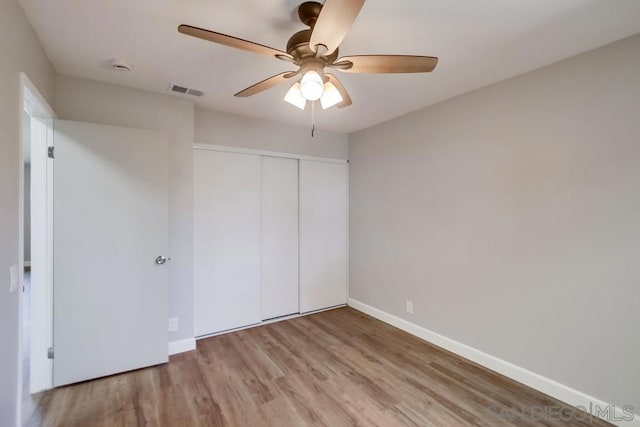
[194, 146, 348, 337]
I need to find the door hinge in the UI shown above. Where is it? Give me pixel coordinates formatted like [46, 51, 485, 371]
[48, 146, 55, 159]
[47, 347, 54, 359]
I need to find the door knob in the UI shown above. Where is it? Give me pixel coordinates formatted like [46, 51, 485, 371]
[155, 256, 168, 265]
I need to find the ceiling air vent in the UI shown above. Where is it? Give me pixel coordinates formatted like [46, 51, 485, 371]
[169, 84, 204, 97]
[187, 88, 204, 97]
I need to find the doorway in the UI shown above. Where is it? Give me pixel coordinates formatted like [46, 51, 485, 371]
[18, 74, 172, 425]
[21, 108, 34, 421]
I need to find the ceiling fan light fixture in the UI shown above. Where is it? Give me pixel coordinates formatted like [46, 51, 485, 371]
[179, 0, 439, 114]
[300, 70, 324, 101]
[284, 82, 307, 110]
[320, 82, 343, 109]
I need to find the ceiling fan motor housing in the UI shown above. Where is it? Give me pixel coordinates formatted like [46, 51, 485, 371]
[287, 2, 339, 66]
[286, 29, 339, 64]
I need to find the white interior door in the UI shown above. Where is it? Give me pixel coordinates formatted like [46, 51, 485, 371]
[194, 149, 261, 336]
[261, 156, 299, 320]
[53, 120, 169, 387]
[299, 160, 348, 313]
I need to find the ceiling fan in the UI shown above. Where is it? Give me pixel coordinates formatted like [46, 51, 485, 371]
[178, 0, 438, 111]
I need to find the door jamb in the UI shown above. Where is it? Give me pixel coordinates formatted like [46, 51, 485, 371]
[18, 72, 56, 425]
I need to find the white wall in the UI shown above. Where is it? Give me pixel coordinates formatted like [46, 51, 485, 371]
[349, 33, 640, 412]
[195, 107, 348, 160]
[0, 0, 55, 424]
[55, 75, 350, 345]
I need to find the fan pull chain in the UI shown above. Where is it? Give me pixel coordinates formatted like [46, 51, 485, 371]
[311, 100, 316, 138]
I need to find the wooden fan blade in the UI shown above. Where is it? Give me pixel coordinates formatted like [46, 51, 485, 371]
[337, 55, 438, 73]
[309, 0, 365, 55]
[178, 25, 293, 61]
[234, 72, 293, 97]
[326, 73, 352, 108]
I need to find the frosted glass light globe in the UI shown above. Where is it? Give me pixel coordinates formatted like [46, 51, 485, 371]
[284, 82, 306, 110]
[300, 70, 324, 101]
[320, 82, 343, 109]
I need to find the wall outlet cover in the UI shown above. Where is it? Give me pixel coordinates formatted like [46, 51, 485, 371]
[9, 264, 18, 292]
[168, 317, 179, 332]
[406, 300, 414, 314]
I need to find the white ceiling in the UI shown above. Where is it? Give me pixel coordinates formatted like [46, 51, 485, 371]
[19, 0, 640, 133]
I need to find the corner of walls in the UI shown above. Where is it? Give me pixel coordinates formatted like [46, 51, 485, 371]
[54, 75, 195, 343]
[52, 76, 352, 349]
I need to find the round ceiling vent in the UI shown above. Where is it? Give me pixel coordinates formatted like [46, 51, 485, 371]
[111, 59, 131, 72]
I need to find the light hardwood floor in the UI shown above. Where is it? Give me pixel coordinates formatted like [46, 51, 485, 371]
[26, 307, 610, 426]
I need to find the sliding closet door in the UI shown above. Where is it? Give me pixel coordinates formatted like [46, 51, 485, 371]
[299, 160, 348, 313]
[194, 150, 261, 336]
[261, 157, 299, 320]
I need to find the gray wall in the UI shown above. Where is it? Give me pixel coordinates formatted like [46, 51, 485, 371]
[195, 107, 348, 160]
[56, 75, 196, 344]
[348, 33, 640, 411]
[55, 75, 349, 344]
[0, 0, 55, 423]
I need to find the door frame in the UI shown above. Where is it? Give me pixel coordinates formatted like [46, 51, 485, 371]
[18, 72, 56, 422]
[193, 143, 348, 165]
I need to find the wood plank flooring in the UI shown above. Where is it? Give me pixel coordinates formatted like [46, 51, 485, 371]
[26, 307, 611, 426]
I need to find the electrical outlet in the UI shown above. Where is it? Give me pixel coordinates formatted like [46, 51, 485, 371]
[168, 317, 179, 332]
[9, 265, 18, 293]
[406, 300, 414, 314]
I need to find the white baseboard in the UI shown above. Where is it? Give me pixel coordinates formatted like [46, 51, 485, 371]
[168, 338, 196, 356]
[348, 298, 639, 427]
